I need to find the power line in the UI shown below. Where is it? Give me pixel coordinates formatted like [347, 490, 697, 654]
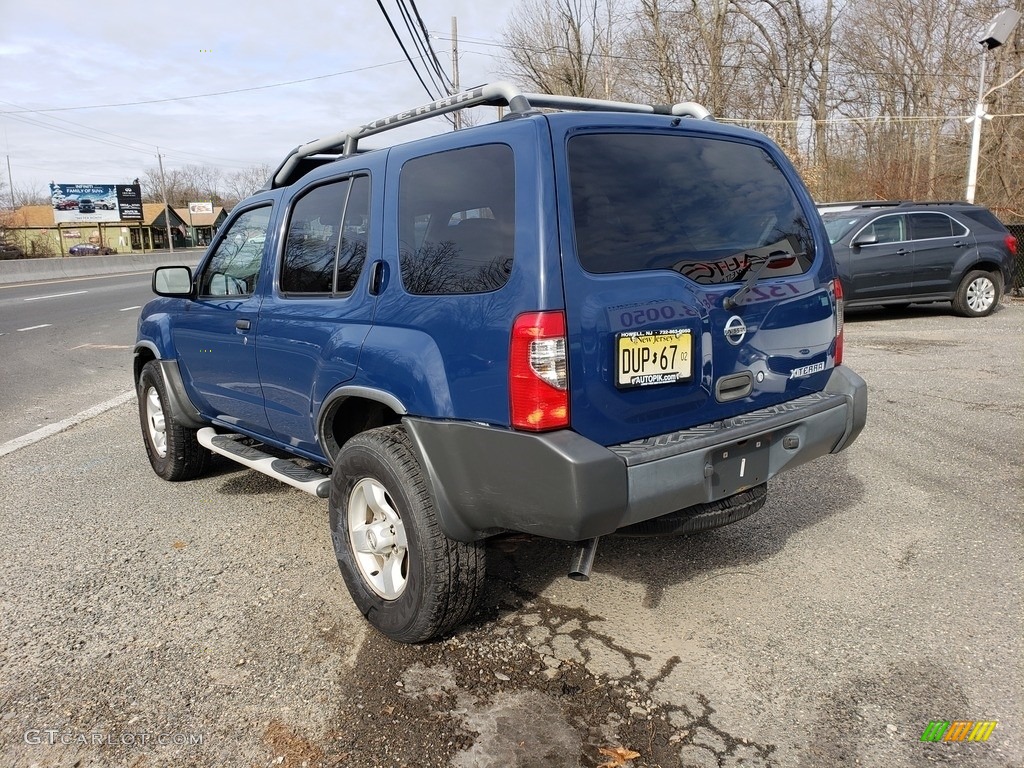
[394, 0, 448, 97]
[408, 0, 456, 91]
[0, 59, 409, 115]
[375, 0, 440, 100]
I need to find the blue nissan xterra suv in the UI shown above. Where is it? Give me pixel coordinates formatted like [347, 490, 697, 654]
[135, 83, 867, 643]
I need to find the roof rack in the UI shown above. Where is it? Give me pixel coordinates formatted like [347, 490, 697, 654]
[817, 200, 908, 209]
[268, 81, 713, 189]
[817, 200, 968, 210]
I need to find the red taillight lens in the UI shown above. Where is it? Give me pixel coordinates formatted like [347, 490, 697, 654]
[831, 279, 844, 366]
[1005, 234, 1018, 256]
[510, 311, 569, 431]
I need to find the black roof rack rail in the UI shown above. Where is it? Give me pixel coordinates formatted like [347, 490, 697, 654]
[895, 200, 967, 207]
[817, 200, 908, 208]
[267, 81, 713, 189]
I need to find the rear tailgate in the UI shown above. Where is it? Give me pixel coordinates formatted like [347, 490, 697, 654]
[554, 122, 839, 447]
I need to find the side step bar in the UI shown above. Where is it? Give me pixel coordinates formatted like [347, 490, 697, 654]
[197, 428, 331, 498]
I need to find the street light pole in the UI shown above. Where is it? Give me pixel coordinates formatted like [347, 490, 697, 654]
[965, 8, 1021, 204]
[965, 51, 989, 204]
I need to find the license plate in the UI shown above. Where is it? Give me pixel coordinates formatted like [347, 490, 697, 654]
[616, 329, 692, 388]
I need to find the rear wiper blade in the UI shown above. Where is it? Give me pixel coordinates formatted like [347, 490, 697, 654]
[723, 251, 800, 309]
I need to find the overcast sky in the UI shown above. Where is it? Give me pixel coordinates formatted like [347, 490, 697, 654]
[0, 0, 520, 197]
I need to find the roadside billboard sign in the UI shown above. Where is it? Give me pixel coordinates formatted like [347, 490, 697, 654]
[188, 201, 214, 215]
[50, 182, 143, 223]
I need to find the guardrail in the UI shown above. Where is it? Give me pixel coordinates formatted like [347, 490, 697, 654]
[0, 250, 203, 286]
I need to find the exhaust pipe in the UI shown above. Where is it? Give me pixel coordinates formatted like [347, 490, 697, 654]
[568, 537, 600, 581]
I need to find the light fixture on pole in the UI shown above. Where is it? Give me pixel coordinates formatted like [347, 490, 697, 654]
[966, 8, 1021, 204]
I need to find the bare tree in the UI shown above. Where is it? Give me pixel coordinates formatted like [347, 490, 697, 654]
[501, 0, 624, 97]
[223, 164, 273, 208]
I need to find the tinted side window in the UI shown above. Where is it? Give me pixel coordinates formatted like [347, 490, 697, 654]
[398, 144, 515, 295]
[281, 175, 371, 295]
[568, 134, 814, 283]
[199, 206, 272, 297]
[336, 175, 370, 294]
[911, 213, 958, 240]
[282, 180, 349, 294]
[863, 214, 906, 244]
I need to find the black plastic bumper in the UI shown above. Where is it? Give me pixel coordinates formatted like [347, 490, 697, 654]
[404, 366, 867, 542]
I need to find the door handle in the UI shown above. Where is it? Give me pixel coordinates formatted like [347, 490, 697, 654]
[895, 249, 909, 255]
[235, 318, 251, 331]
[953, 240, 968, 248]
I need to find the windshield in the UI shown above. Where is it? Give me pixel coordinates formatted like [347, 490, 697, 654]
[568, 133, 814, 284]
[820, 214, 863, 244]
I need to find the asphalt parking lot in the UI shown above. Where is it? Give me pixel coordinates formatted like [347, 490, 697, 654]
[0, 300, 1021, 768]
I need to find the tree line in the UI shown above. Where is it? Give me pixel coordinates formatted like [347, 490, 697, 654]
[499, 0, 1024, 220]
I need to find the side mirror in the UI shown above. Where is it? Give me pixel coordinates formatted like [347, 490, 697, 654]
[851, 232, 877, 248]
[153, 266, 193, 297]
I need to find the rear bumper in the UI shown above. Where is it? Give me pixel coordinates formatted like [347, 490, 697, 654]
[405, 365, 867, 542]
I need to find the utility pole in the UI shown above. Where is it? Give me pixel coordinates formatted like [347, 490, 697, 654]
[451, 16, 461, 130]
[157, 148, 174, 253]
[6, 155, 15, 210]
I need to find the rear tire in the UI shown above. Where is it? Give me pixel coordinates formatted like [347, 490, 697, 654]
[138, 361, 209, 481]
[330, 425, 485, 643]
[616, 484, 768, 537]
[953, 269, 1000, 317]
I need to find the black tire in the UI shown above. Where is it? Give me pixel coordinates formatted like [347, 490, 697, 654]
[616, 484, 768, 537]
[137, 361, 209, 481]
[952, 269, 1000, 317]
[329, 425, 485, 643]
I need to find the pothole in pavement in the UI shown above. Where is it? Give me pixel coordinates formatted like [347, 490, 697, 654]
[261, 538, 777, 768]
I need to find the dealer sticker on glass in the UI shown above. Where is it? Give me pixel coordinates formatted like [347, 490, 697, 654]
[616, 329, 693, 388]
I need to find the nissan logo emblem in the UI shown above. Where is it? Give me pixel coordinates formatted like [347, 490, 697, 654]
[724, 315, 747, 345]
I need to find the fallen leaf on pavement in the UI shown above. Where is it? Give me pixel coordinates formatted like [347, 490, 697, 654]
[597, 745, 641, 767]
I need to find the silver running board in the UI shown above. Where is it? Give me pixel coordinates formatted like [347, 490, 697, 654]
[197, 428, 331, 498]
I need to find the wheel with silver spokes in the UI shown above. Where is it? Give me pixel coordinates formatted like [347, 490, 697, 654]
[144, 386, 168, 458]
[347, 478, 410, 600]
[953, 269, 1000, 317]
[329, 425, 485, 643]
[137, 360, 209, 480]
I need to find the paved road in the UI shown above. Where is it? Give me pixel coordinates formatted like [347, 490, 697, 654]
[0, 301, 1020, 767]
[0, 272, 153, 444]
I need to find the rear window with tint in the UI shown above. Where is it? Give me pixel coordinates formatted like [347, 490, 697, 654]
[568, 134, 814, 284]
[958, 208, 1006, 233]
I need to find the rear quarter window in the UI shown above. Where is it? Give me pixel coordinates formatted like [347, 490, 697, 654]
[398, 144, 515, 295]
[568, 133, 814, 284]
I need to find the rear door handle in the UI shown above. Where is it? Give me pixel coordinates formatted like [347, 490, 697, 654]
[235, 318, 251, 331]
[953, 240, 968, 248]
[895, 249, 909, 255]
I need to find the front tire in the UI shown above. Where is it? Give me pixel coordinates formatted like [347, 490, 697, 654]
[953, 269, 1000, 317]
[330, 425, 485, 643]
[137, 361, 209, 481]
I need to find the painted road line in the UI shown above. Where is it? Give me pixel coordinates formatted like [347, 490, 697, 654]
[23, 290, 88, 302]
[119, 305, 142, 311]
[17, 324, 52, 332]
[0, 390, 135, 459]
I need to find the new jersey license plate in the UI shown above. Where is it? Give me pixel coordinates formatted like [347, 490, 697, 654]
[616, 329, 693, 388]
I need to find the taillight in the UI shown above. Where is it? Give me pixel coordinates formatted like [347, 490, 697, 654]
[510, 311, 569, 431]
[1005, 234, 1018, 256]
[831, 279, 844, 366]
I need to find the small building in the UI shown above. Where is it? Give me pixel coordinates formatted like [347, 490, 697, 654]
[174, 206, 228, 248]
[0, 204, 190, 256]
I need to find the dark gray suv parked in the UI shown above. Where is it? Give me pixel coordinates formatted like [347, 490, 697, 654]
[819, 201, 1017, 317]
